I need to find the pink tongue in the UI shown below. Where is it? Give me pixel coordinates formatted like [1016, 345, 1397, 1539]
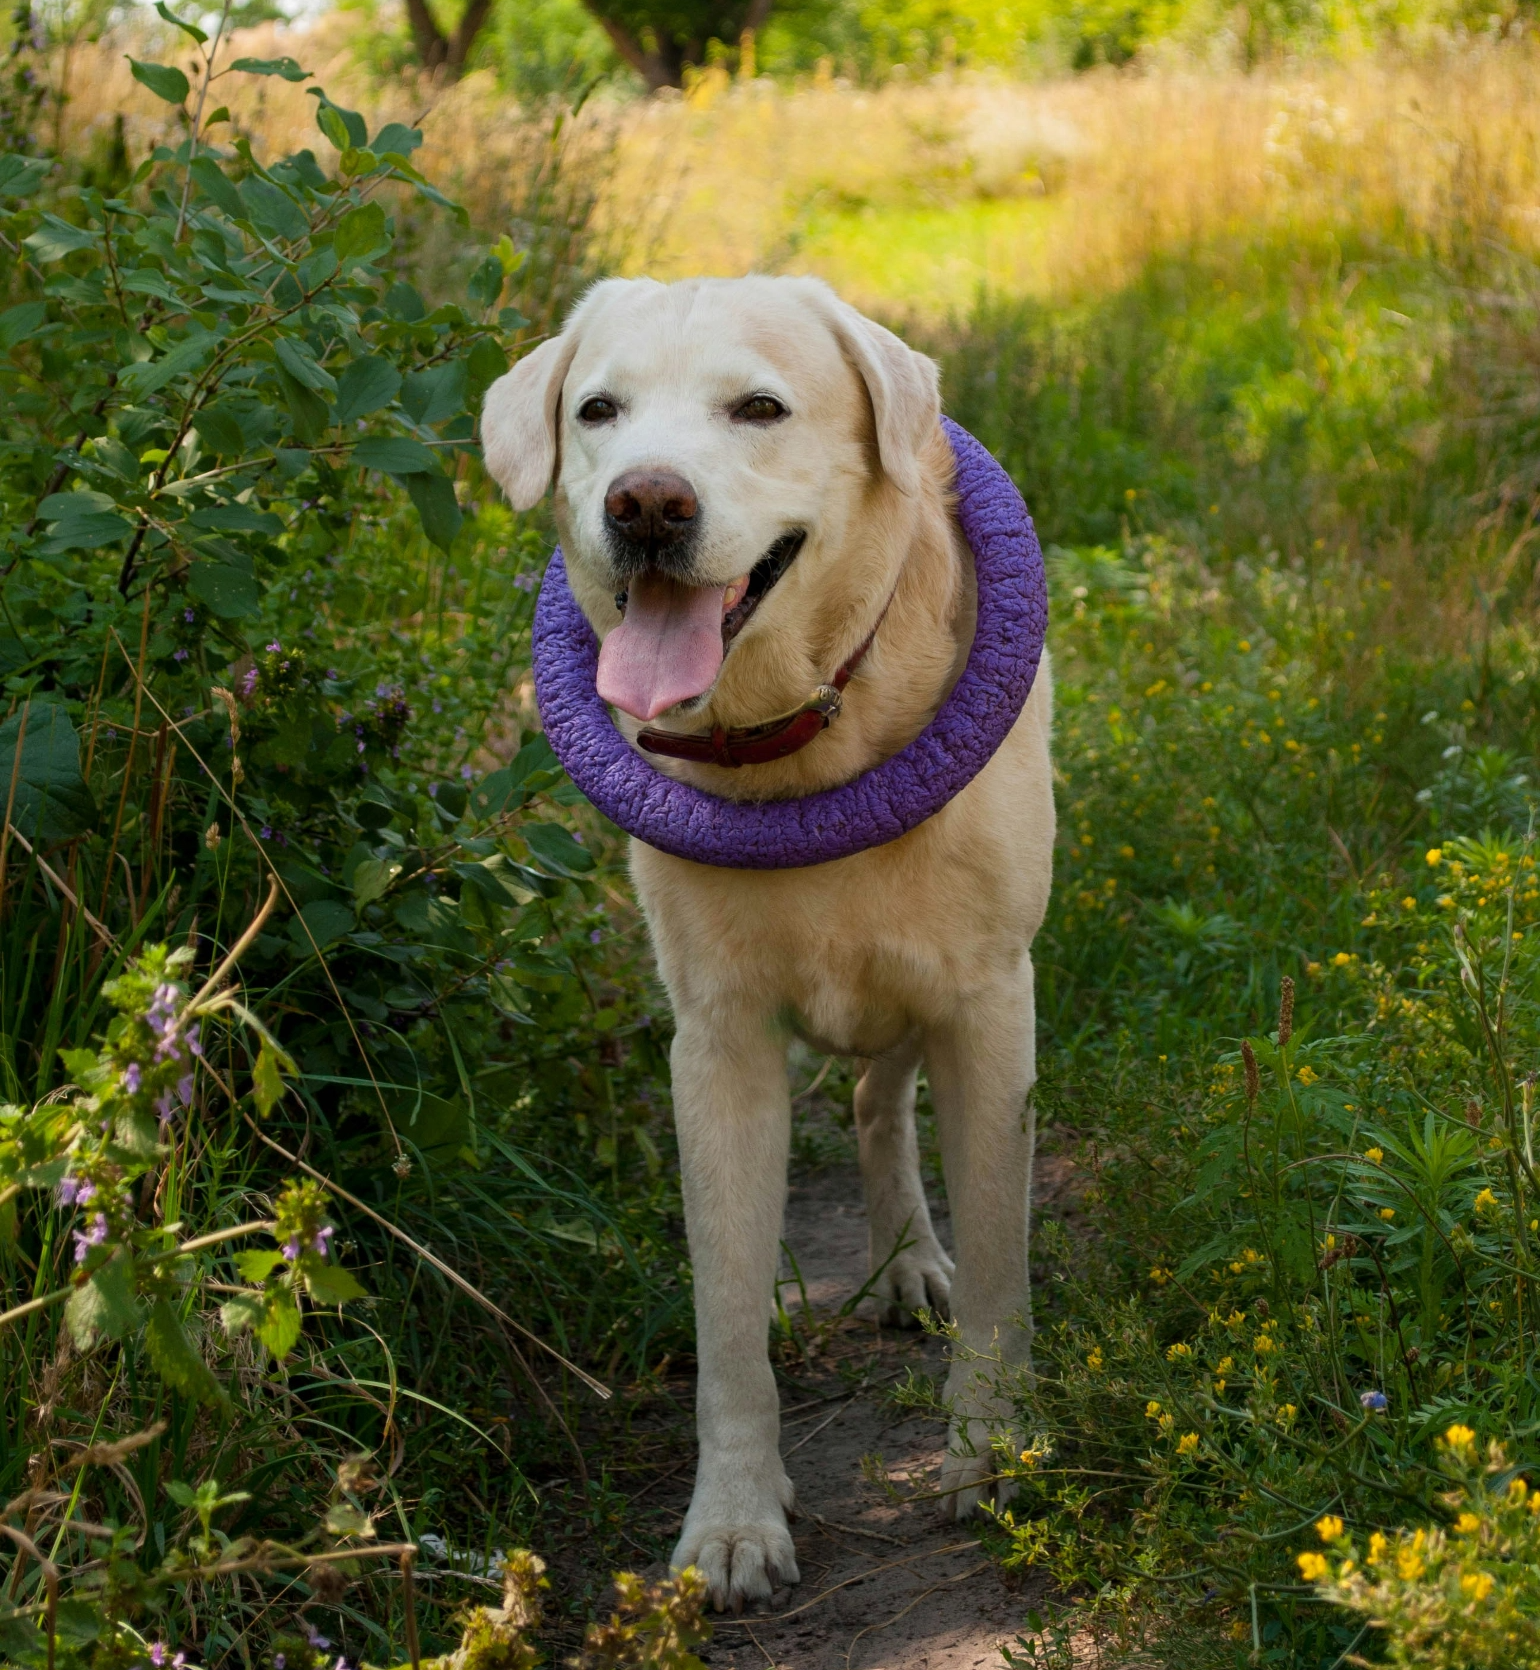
[597, 573, 728, 721]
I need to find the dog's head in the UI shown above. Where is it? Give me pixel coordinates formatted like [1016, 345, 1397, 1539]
[480, 276, 941, 723]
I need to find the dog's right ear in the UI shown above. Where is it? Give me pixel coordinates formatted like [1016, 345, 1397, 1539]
[480, 333, 582, 511]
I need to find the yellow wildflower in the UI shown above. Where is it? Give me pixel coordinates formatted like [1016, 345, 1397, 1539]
[1086, 1347, 1104, 1372]
[1149, 1266, 1172, 1284]
[1379, 1207, 1396, 1221]
[1158, 1413, 1175, 1434]
[1145, 1401, 1162, 1419]
[1426, 848, 1443, 866]
[1368, 1532, 1387, 1565]
[1460, 1572, 1494, 1602]
[1297, 1551, 1329, 1581]
[1216, 1356, 1234, 1375]
[1400, 896, 1416, 910]
[1444, 1424, 1477, 1452]
[1438, 894, 1456, 909]
[1365, 1147, 1384, 1164]
[1254, 1334, 1276, 1355]
[1297, 1065, 1319, 1085]
[1278, 1404, 1297, 1425]
[1397, 1547, 1424, 1581]
[1510, 1478, 1529, 1505]
[1317, 1515, 1345, 1542]
[1456, 1512, 1481, 1533]
[1176, 1432, 1200, 1455]
[1475, 1188, 1499, 1213]
[1306, 960, 1323, 977]
[1167, 1341, 1193, 1360]
[1331, 952, 1353, 967]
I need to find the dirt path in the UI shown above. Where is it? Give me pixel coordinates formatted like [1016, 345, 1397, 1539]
[627, 1161, 1053, 1670]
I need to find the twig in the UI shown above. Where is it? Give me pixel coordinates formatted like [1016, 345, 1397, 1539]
[842, 1561, 989, 1670]
[1, 821, 115, 947]
[241, 1118, 610, 1400]
[713, 1541, 980, 1627]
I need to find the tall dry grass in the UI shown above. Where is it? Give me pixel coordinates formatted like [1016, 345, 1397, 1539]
[609, 49, 1540, 315]
[50, 24, 1540, 320]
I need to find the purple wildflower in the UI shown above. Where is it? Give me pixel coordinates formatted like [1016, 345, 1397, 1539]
[174, 649, 189, 662]
[267, 641, 282, 653]
[513, 572, 536, 592]
[274, 1658, 286, 1670]
[178, 1073, 194, 1105]
[303, 1627, 329, 1650]
[1360, 1390, 1389, 1412]
[460, 763, 473, 780]
[589, 929, 602, 945]
[314, 1225, 333, 1259]
[282, 1237, 301, 1260]
[184, 608, 196, 623]
[72, 1213, 109, 1263]
[122, 1061, 142, 1094]
[240, 668, 259, 698]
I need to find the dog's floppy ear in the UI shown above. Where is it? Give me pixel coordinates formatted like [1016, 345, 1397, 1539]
[816, 290, 941, 497]
[480, 333, 582, 511]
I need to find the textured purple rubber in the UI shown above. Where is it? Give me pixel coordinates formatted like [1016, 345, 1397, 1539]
[530, 417, 1047, 870]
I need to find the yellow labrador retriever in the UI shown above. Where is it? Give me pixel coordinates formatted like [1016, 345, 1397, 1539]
[482, 276, 1054, 1611]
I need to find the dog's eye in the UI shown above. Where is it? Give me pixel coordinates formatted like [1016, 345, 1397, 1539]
[733, 394, 788, 424]
[578, 396, 618, 424]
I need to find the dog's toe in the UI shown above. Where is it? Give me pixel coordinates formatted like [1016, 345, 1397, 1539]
[681, 1523, 799, 1613]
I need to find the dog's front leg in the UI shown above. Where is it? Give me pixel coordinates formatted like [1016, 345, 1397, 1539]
[669, 1010, 799, 1611]
[924, 954, 1038, 1518]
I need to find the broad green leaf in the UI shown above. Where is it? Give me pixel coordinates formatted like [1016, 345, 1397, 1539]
[0, 700, 97, 841]
[351, 856, 402, 907]
[403, 470, 462, 553]
[384, 281, 426, 323]
[127, 57, 190, 105]
[145, 1297, 225, 1406]
[467, 335, 506, 401]
[118, 332, 215, 398]
[190, 504, 283, 535]
[189, 155, 245, 219]
[37, 509, 132, 552]
[522, 821, 595, 877]
[191, 407, 245, 455]
[274, 337, 337, 396]
[314, 97, 366, 149]
[275, 365, 331, 444]
[354, 435, 436, 475]
[229, 55, 310, 80]
[155, 2, 207, 42]
[401, 359, 468, 427]
[334, 201, 387, 264]
[302, 1260, 367, 1305]
[219, 1292, 264, 1336]
[467, 255, 503, 310]
[288, 897, 356, 953]
[233, 1247, 286, 1281]
[255, 1288, 302, 1358]
[252, 1045, 285, 1117]
[334, 356, 400, 425]
[372, 122, 422, 155]
[238, 176, 307, 242]
[0, 153, 50, 196]
[0, 301, 45, 351]
[64, 1252, 141, 1347]
[187, 559, 260, 619]
[22, 214, 96, 261]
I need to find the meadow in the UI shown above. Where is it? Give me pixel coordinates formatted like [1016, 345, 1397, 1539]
[3, 14, 1540, 1669]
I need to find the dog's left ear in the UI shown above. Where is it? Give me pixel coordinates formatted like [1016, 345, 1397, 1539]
[818, 294, 941, 497]
[480, 333, 582, 511]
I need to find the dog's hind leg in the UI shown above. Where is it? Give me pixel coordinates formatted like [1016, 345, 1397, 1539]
[669, 1009, 800, 1612]
[923, 953, 1037, 1519]
[853, 1034, 954, 1325]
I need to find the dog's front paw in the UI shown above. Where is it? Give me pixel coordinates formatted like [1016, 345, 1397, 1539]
[872, 1236, 954, 1327]
[937, 1431, 1018, 1520]
[672, 1472, 799, 1612]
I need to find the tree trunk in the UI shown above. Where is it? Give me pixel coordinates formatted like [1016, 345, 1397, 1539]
[403, 0, 495, 78]
[589, 10, 686, 89]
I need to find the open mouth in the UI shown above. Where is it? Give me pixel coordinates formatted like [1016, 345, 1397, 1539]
[597, 529, 807, 722]
[721, 529, 806, 649]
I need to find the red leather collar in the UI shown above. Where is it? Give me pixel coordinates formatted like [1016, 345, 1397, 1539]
[636, 590, 894, 769]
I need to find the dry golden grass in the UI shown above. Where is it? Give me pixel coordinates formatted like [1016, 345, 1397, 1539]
[55, 23, 1540, 322]
[611, 50, 1540, 315]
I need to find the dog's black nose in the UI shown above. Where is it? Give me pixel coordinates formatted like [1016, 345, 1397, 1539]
[604, 469, 698, 546]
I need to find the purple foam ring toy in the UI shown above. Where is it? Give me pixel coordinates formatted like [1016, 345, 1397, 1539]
[531, 416, 1047, 870]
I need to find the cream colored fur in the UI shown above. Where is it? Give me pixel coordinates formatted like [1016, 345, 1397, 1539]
[481, 276, 1054, 1611]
